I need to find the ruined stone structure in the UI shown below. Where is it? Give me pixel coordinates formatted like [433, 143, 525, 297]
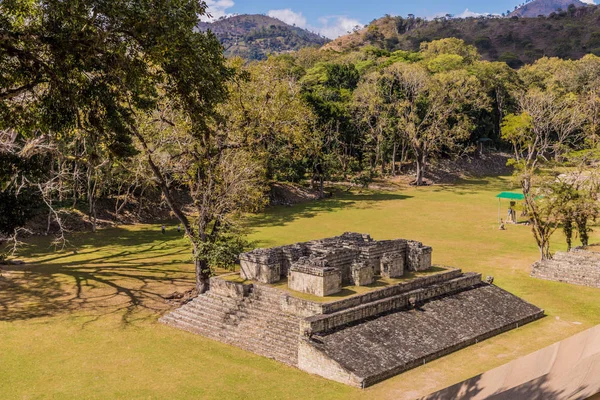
[161, 233, 544, 387]
[239, 233, 432, 296]
[531, 249, 600, 288]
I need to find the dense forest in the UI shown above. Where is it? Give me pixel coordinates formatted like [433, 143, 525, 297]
[1, 1, 599, 286]
[198, 15, 330, 60]
[325, 4, 600, 67]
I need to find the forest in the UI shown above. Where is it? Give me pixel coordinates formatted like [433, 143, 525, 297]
[1, 1, 599, 288]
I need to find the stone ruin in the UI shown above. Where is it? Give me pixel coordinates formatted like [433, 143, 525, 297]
[531, 248, 600, 288]
[161, 233, 544, 388]
[239, 233, 432, 296]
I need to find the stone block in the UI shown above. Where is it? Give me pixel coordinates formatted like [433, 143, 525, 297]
[407, 241, 432, 272]
[380, 251, 404, 278]
[239, 256, 281, 283]
[289, 261, 342, 297]
[209, 276, 252, 299]
[350, 262, 374, 286]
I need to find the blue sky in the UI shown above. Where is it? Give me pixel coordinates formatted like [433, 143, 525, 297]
[204, 0, 596, 38]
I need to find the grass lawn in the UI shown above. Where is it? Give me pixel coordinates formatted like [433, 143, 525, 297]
[1, 176, 599, 400]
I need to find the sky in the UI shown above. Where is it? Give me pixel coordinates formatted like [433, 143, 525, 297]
[203, 0, 596, 39]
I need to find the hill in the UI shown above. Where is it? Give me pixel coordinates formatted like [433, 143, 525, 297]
[323, 5, 600, 67]
[510, 0, 589, 17]
[198, 15, 330, 60]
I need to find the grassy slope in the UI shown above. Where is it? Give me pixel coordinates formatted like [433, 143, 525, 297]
[1, 176, 599, 399]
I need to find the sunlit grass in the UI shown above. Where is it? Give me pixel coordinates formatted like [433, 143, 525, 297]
[1, 175, 599, 400]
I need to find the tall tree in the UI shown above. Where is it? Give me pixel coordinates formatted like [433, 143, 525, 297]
[371, 62, 488, 185]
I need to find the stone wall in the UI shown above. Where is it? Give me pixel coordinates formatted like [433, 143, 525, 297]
[301, 273, 482, 335]
[298, 284, 545, 388]
[289, 263, 342, 297]
[320, 268, 462, 314]
[239, 248, 282, 283]
[407, 240, 433, 271]
[531, 250, 600, 288]
[209, 276, 252, 299]
[297, 340, 362, 387]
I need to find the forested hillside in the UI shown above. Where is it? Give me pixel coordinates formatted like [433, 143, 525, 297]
[198, 14, 329, 60]
[324, 5, 600, 67]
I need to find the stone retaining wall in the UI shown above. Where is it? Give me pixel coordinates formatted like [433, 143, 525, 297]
[320, 268, 462, 314]
[531, 250, 600, 288]
[209, 276, 252, 299]
[302, 273, 482, 335]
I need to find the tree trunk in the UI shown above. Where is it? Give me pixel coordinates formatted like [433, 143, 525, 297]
[391, 142, 397, 176]
[576, 215, 589, 247]
[539, 239, 551, 260]
[563, 215, 573, 251]
[414, 151, 426, 186]
[195, 256, 211, 294]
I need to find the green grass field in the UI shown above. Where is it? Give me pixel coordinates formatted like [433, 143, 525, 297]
[2, 176, 599, 400]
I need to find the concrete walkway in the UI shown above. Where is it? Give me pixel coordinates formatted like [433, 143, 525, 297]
[423, 325, 600, 400]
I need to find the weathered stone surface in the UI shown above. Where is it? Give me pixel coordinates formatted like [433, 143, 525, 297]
[302, 284, 544, 387]
[407, 240, 433, 271]
[209, 276, 252, 299]
[288, 258, 342, 297]
[239, 248, 282, 283]
[162, 239, 544, 388]
[531, 250, 600, 288]
[239, 233, 431, 295]
[350, 261, 374, 286]
[380, 251, 404, 278]
[301, 273, 483, 336]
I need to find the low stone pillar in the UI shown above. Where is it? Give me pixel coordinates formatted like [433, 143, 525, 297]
[239, 248, 282, 283]
[406, 241, 433, 272]
[380, 251, 404, 278]
[350, 261, 374, 286]
[289, 259, 342, 297]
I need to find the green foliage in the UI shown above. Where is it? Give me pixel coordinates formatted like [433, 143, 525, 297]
[326, 6, 600, 66]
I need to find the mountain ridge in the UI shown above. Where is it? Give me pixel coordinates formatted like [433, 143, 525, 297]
[322, 4, 600, 67]
[198, 14, 329, 60]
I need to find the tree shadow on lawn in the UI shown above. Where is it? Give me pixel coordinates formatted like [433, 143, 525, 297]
[246, 191, 413, 229]
[430, 176, 518, 196]
[0, 227, 195, 326]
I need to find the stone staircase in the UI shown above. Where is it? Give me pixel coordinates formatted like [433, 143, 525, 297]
[160, 288, 300, 366]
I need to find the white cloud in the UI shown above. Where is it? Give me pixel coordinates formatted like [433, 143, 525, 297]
[314, 16, 363, 39]
[581, 0, 595, 4]
[267, 10, 362, 39]
[201, 0, 235, 21]
[456, 9, 490, 18]
[267, 9, 307, 28]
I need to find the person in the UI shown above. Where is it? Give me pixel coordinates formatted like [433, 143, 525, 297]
[499, 219, 505, 230]
[177, 225, 181, 233]
[161, 225, 166, 234]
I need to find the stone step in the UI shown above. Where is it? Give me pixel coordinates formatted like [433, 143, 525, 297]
[163, 305, 299, 365]
[187, 300, 239, 319]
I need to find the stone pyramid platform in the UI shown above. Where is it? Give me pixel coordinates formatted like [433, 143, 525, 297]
[160, 268, 544, 387]
[531, 249, 600, 289]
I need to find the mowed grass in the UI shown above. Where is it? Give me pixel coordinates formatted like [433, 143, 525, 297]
[2, 176, 600, 400]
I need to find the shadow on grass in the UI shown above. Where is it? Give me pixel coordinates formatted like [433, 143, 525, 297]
[0, 226, 194, 326]
[246, 190, 413, 229]
[430, 176, 518, 196]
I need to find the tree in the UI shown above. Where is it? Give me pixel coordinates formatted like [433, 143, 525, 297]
[1, 1, 235, 290]
[374, 62, 488, 185]
[502, 89, 587, 259]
